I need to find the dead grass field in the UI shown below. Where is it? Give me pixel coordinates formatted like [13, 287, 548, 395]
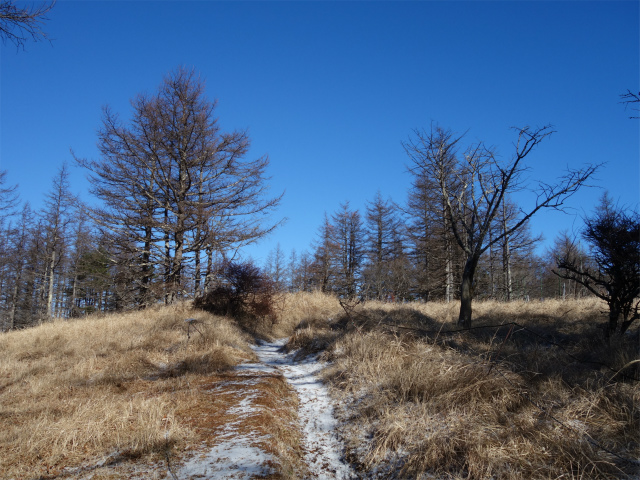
[0, 302, 304, 479]
[286, 295, 640, 479]
[2, 293, 638, 479]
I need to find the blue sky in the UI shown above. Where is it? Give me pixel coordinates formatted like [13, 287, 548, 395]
[1, 0, 638, 265]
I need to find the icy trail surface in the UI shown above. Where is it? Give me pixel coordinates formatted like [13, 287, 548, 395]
[251, 339, 355, 479]
[176, 338, 354, 480]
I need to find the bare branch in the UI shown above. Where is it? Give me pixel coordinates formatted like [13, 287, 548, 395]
[620, 89, 640, 119]
[0, 1, 55, 49]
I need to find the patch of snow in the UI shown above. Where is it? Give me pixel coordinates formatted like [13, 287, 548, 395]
[252, 339, 355, 480]
[178, 438, 276, 480]
[176, 338, 354, 479]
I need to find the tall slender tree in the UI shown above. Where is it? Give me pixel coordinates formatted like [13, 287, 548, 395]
[331, 202, 365, 298]
[40, 164, 76, 319]
[363, 192, 403, 300]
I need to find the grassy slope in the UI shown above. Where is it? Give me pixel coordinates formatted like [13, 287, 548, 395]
[287, 296, 640, 479]
[0, 302, 303, 479]
[2, 293, 638, 479]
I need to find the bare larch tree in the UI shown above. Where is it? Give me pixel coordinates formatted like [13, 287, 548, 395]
[76, 67, 282, 307]
[0, 1, 55, 48]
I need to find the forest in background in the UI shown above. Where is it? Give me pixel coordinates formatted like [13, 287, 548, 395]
[0, 68, 637, 336]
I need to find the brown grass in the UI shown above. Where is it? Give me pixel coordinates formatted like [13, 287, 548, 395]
[290, 296, 639, 479]
[3, 293, 637, 479]
[0, 302, 259, 479]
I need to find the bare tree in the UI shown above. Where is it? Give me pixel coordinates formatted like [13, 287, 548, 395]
[0, 1, 55, 48]
[405, 151, 464, 302]
[404, 124, 598, 328]
[331, 202, 365, 298]
[40, 164, 76, 319]
[310, 214, 337, 293]
[0, 170, 19, 215]
[265, 243, 286, 291]
[76, 67, 282, 307]
[496, 197, 541, 300]
[363, 192, 405, 300]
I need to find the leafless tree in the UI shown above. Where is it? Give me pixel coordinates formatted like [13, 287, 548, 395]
[76, 67, 283, 306]
[0, 1, 55, 48]
[548, 231, 591, 300]
[40, 164, 76, 319]
[0, 170, 19, 216]
[331, 202, 365, 298]
[405, 153, 464, 302]
[265, 243, 286, 291]
[404, 124, 599, 328]
[363, 192, 406, 300]
[310, 214, 337, 293]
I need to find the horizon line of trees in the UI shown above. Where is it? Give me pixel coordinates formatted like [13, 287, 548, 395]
[263, 193, 600, 304]
[0, 68, 283, 330]
[0, 68, 637, 335]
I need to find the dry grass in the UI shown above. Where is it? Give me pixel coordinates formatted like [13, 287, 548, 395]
[270, 290, 343, 342]
[289, 295, 639, 479]
[0, 302, 259, 479]
[3, 293, 637, 479]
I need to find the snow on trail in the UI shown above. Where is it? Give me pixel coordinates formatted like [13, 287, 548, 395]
[176, 338, 354, 479]
[251, 339, 355, 480]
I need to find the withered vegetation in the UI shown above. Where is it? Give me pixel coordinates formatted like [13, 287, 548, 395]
[0, 302, 303, 479]
[287, 295, 640, 479]
[1, 292, 638, 479]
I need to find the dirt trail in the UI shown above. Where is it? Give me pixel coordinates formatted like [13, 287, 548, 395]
[176, 339, 355, 479]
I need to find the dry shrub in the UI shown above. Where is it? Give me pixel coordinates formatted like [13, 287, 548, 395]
[316, 296, 639, 479]
[194, 261, 278, 339]
[0, 302, 254, 479]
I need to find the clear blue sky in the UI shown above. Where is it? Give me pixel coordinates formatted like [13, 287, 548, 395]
[1, 0, 638, 265]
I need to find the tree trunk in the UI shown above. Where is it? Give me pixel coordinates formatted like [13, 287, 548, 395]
[458, 255, 479, 329]
[501, 201, 513, 301]
[70, 272, 78, 316]
[608, 306, 620, 336]
[194, 248, 201, 296]
[8, 281, 19, 330]
[46, 249, 56, 319]
[172, 228, 184, 301]
[164, 208, 172, 304]
[204, 245, 214, 293]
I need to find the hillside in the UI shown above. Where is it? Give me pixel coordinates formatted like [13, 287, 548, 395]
[1, 293, 638, 479]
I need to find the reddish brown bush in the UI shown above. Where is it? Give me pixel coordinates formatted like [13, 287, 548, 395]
[194, 261, 277, 324]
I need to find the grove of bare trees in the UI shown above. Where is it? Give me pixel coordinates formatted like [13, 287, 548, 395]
[76, 67, 282, 307]
[2, 68, 635, 335]
[0, 68, 283, 329]
[402, 124, 598, 328]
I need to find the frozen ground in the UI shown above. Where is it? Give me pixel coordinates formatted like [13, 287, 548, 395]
[251, 339, 355, 480]
[175, 338, 355, 480]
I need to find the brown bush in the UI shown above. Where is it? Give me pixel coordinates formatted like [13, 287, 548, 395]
[194, 261, 277, 327]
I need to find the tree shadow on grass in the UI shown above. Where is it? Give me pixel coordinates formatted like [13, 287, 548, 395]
[330, 305, 639, 386]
